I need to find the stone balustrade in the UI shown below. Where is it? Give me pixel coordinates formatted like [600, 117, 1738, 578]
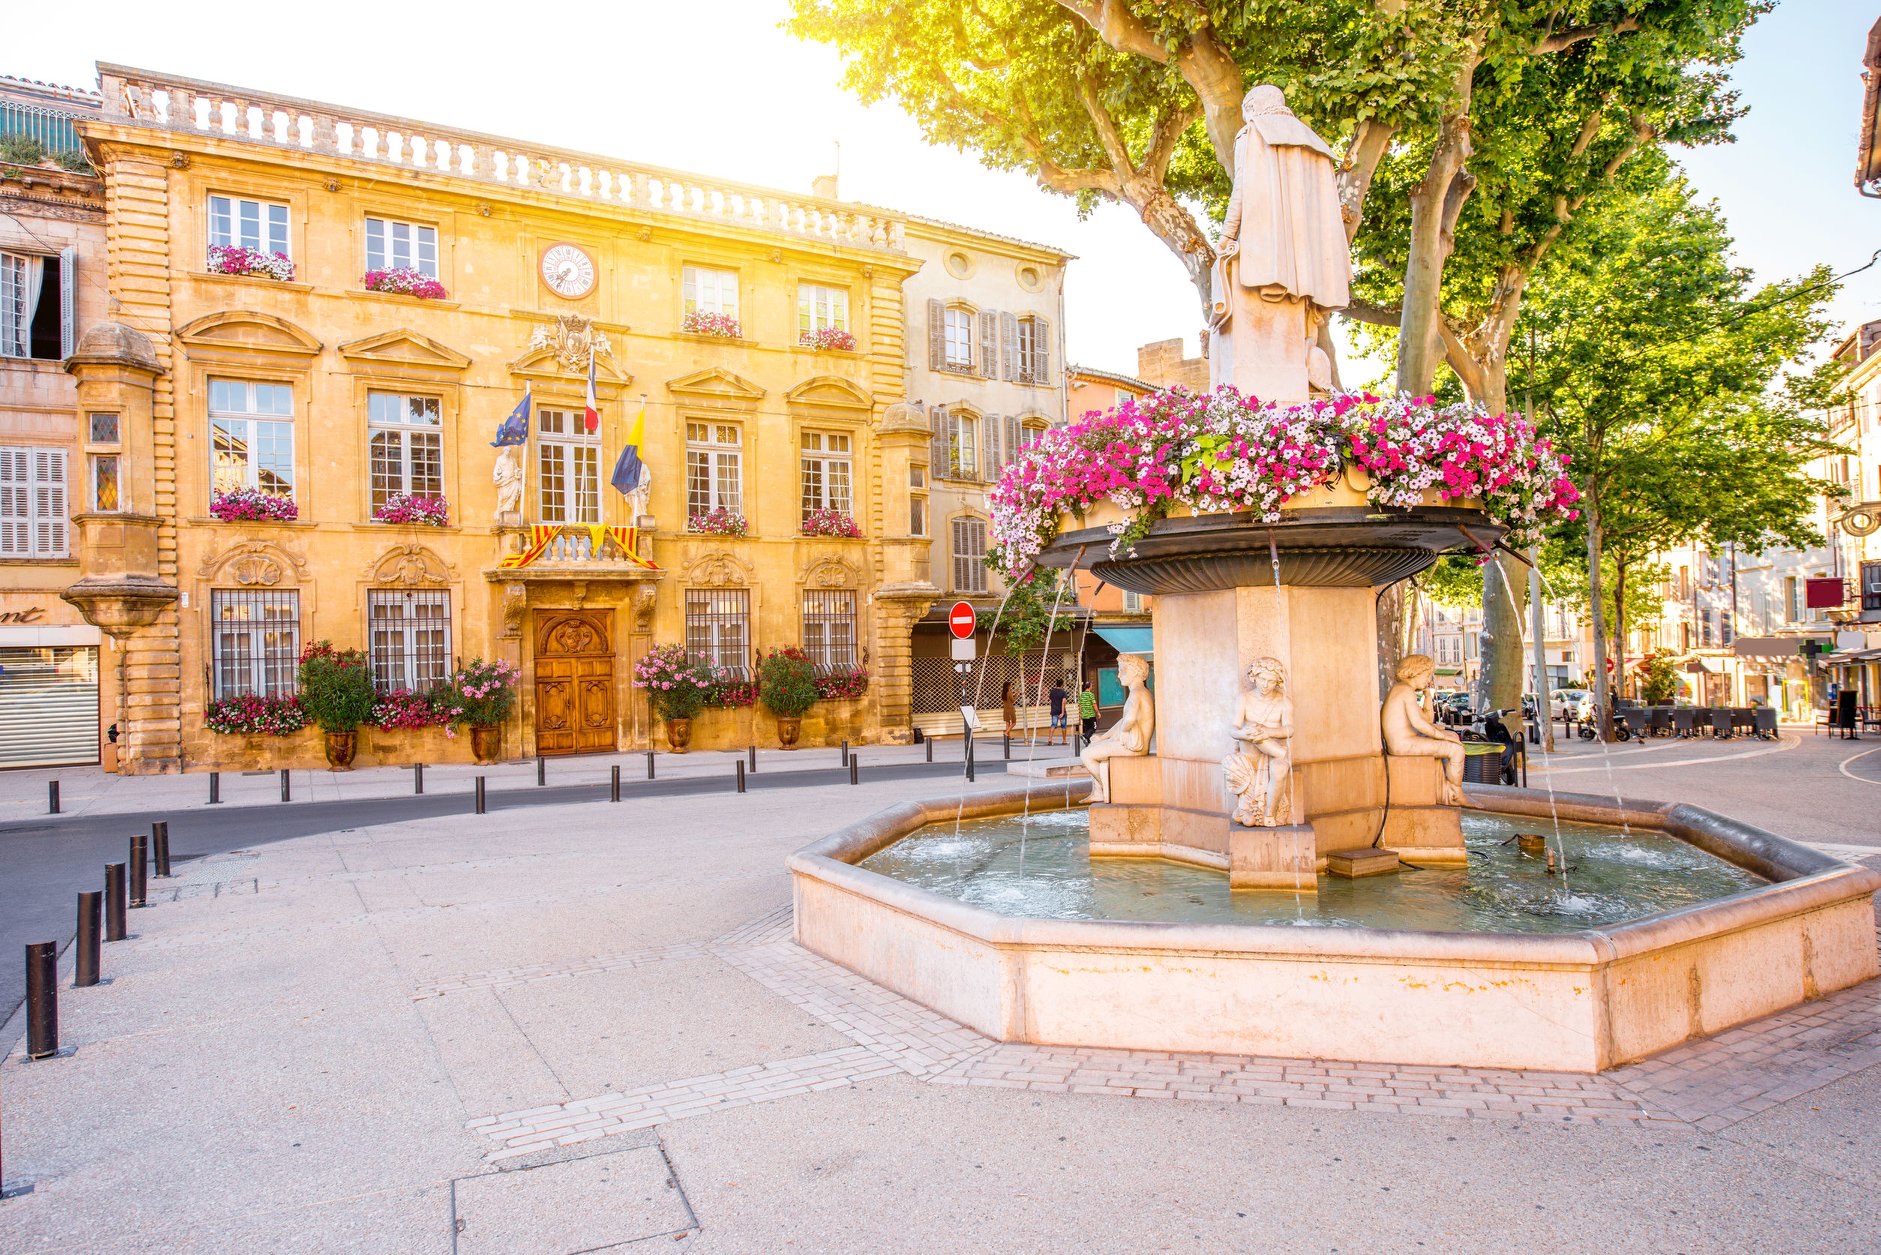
[96, 64, 907, 254]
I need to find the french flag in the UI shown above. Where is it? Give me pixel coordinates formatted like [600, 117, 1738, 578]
[583, 346, 599, 433]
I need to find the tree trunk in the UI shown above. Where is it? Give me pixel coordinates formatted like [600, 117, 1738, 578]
[1396, 53, 1479, 395]
[1586, 500, 1611, 743]
[1529, 551, 1555, 752]
[1482, 553, 1527, 716]
[1376, 583, 1405, 700]
[1613, 560, 1629, 707]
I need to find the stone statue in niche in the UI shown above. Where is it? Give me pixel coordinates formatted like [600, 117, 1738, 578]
[1223, 657, 1294, 827]
[1080, 653, 1154, 804]
[493, 446, 525, 519]
[1382, 654, 1466, 806]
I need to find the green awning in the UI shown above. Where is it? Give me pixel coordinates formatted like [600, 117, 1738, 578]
[1094, 626, 1153, 655]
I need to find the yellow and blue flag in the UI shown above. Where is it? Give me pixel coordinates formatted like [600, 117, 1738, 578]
[611, 402, 647, 497]
[491, 381, 531, 447]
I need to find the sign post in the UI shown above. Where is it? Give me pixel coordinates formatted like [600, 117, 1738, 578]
[948, 602, 981, 734]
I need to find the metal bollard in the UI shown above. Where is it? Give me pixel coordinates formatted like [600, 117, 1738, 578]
[646, 750, 655, 780]
[965, 730, 975, 783]
[841, 739, 850, 766]
[610, 764, 621, 803]
[413, 763, 424, 795]
[280, 768, 290, 802]
[47, 781, 59, 814]
[748, 744, 757, 772]
[152, 821, 171, 878]
[474, 776, 486, 815]
[129, 836, 148, 908]
[925, 737, 933, 763]
[208, 771, 221, 804]
[736, 760, 746, 793]
[104, 863, 126, 941]
[1003, 731, 1011, 760]
[25, 943, 57, 1059]
[74, 892, 101, 988]
[849, 756, 859, 786]
[536, 755, 546, 786]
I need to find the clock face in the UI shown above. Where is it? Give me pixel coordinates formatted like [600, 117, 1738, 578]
[540, 244, 596, 299]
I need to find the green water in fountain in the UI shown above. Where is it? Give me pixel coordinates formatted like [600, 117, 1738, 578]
[860, 810, 1766, 934]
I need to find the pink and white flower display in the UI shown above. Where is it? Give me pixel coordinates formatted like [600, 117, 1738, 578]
[689, 507, 748, 536]
[210, 487, 299, 522]
[682, 311, 743, 339]
[986, 387, 1579, 577]
[373, 493, 450, 526]
[363, 267, 448, 300]
[800, 507, 862, 538]
[798, 327, 856, 352]
[207, 244, 295, 281]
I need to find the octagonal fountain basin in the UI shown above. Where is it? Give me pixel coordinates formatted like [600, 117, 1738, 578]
[788, 784, 1880, 1072]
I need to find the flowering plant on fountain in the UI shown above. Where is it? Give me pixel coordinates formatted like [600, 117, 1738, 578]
[985, 387, 1579, 577]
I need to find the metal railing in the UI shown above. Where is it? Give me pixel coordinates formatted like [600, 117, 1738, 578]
[0, 101, 93, 169]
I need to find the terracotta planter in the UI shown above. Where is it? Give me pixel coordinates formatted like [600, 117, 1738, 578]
[470, 723, 501, 764]
[776, 716, 802, 749]
[665, 717, 693, 753]
[323, 730, 357, 771]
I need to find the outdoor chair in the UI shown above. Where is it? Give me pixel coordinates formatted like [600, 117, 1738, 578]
[1753, 708, 1777, 739]
[1647, 706, 1672, 738]
[1671, 708, 1697, 738]
[1710, 709, 1735, 739]
[1732, 707, 1755, 736]
[1815, 706, 1833, 735]
[1621, 709, 1649, 741]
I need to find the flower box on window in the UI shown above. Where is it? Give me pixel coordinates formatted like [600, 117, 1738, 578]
[207, 244, 295, 281]
[799, 327, 856, 352]
[801, 508, 862, 539]
[682, 311, 743, 339]
[689, 507, 748, 536]
[363, 267, 448, 300]
[373, 493, 450, 526]
[205, 693, 309, 736]
[210, 488, 299, 522]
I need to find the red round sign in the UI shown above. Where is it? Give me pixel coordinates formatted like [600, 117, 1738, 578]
[947, 601, 977, 639]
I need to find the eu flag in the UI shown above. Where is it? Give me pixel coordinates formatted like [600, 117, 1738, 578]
[491, 382, 531, 447]
[611, 403, 647, 496]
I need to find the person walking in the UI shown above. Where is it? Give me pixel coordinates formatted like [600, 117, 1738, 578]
[1001, 680, 1017, 737]
[1077, 680, 1099, 749]
[1048, 678, 1069, 746]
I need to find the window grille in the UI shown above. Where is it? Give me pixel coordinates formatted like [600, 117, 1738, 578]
[799, 431, 852, 518]
[209, 379, 295, 495]
[365, 217, 438, 276]
[538, 407, 599, 523]
[367, 589, 451, 692]
[682, 266, 739, 318]
[0, 447, 67, 557]
[686, 422, 743, 520]
[685, 588, 750, 675]
[207, 195, 289, 257]
[797, 283, 849, 333]
[802, 590, 858, 670]
[952, 517, 988, 593]
[368, 391, 443, 510]
[210, 589, 300, 698]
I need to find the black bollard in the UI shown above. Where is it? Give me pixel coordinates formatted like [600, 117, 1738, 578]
[610, 764, 621, 803]
[646, 750, 655, 780]
[849, 756, 859, 786]
[841, 739, 850, 766]
[925, 737, 933, 763]
[129, 835, 148, 908]
[736, 760, 746, 793]
[748, 744, 757, 772]
[965, 730, 975, 783]
[74, 892, 101, 988]
[104, 863, 126, 941]
[413, 763, 424, 795]
[25, 943, 57, 1059]
[279, 768, 290, 802]
[1003, 731, 1011, 760]
[536, 755, 546, 786]
[47, 781, 59, 814]
[208, 771, 221, 804]
[474, 776, 486, 815]
[152, 821, 171, 878]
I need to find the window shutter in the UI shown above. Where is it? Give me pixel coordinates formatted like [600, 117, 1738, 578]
[59, 247, 77, 360]
[0, 450, 28, 555]
[1004, 415, 1022, 468]
[979, 310, 998, 379]
[1000, 312, 1018, 382]
[1031, 314, 1052, 383]
[33, 449, 67, 557]
[926, 298, 945, 370]
[928, 404, 947, 472]
[945, 407, 962, 477]
[981, 413, 1001, 482]
[951, 517, 967, 589]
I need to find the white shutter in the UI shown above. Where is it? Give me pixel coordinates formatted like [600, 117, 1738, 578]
[1000, 312, 1018, 382]
[1031, 314, 1052, 383]
[1004, 415, 1022, 470]
[59, 246, 77, 360]
[928, 404, 946, 472]
[979, 311, 998, 379]
[33, 448, 67, 557]
[926, 298, 945, 370]
[0, 449, 28, 555]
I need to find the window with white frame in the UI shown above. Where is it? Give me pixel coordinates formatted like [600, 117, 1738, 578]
[0, 447, 67, 558]
[908, 463, 927, 537]
[685, 588, 749, 674]
[686, 422, 744, 521]
[802, 590, 858, 670]
[209, 588, 300, 698]
[682, 265, 739, 318]
[1122, 590, 1145, 614]
[799, 431, 852, 519]
[798, 283, 849, 334]
[537, 407, 599, 524]
[943, 306, 973, 368]
[1019, 420, 1048, 452]
[365, 216, 438, 277]
[1017, 315, 1048, 382]
[951, 517, 987, 593]
[367, 589, 452, 693]
[1114, 388, 1133, 407]
[951, 413, 978, 479]
[209, 379, 295, 495]
[368, 392, 443, 512]
[207, 195, 289, 258]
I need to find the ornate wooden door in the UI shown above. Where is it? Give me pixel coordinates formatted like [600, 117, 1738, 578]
[533, 610, 616, 755]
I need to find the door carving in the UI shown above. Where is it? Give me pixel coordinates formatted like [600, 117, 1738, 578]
[533, 609, 616, 755]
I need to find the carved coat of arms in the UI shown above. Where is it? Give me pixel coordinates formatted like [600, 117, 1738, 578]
[528, 315, 614, 375]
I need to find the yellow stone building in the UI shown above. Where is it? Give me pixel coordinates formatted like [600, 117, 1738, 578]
[52, 64, 1068, 772]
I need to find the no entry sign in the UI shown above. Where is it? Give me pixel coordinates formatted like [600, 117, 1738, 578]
[947, 601, 977, 639]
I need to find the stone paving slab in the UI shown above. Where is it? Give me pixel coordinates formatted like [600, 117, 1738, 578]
[451, 1145, 695, 1253]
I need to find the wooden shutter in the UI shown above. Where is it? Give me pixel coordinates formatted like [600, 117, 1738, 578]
[1030, 314, 1051, 383]
[59, 246, 77, 360]
[981, 414, 1001, 482]
[0, 449, 29, 556]
[1004, 415, 1022, 469]
[926, 298, 945, 370]
[1000, 311, 1018, 382]
[979, 310, 998, 379]
[951, 517, 968, 589]
[927, 404, 946, 473]
[33, 448, 67, 557]
[945, 407, 962, 477]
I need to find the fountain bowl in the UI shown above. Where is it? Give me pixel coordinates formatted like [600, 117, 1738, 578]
[789, 783, 1879, 1072]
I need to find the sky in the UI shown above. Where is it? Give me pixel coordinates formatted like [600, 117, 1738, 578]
[7, 1, 1878, 386]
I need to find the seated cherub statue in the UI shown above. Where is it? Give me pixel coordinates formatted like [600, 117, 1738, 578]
[1081, 653, 1154, 804]
[1381, 653, 1466, 806]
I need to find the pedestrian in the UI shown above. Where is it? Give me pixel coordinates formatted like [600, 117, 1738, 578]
[1077, 679, 1099, 748]
[1049, 677, 1069, 746]
[1002, 680, 1017, 736]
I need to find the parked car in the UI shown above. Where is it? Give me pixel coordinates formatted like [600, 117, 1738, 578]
[1550, 688, 1593, 721]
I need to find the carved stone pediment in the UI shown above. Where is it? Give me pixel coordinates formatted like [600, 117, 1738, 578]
[338, 329, 472, 373]
[666, 367, 765, 408]
[197, 540, 308, 586]
[175, 311, 321, 357]
[684, 550, 753, 587]
[367, 543, 455, 587]
[785, 374, 871, 414]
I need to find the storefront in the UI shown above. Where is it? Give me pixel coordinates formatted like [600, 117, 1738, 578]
[0, 598, 104, 768]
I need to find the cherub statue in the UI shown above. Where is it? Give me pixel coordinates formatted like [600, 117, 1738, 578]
[493, 446, 525, 518]
[1382, 653, 1466, 806]
[1081, 653, 1154, 804]
[1223, 657, 1294, 827]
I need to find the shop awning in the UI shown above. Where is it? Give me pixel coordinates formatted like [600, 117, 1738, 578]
[1094, 626, 1153, 656]
[1683, 657, 1725, 675]
[1733, 635, 1829, 658]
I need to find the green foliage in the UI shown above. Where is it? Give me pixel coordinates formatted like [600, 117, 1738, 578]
[758, 647, 821, 719]
[995, 565, 1080, 657]
[444, 658, 520, 728]
[1637, 652, 1682, 706]
[0, 133, 46, 165]
[295, 641, 376, 733]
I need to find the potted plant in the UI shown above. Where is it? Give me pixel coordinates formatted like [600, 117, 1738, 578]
[207, 243, 295, 281]
[297, 641, 376, 769]
[363, 267, 448, 299]
[801, 507, 862, 538]
[681, 310, 742, 339]
[758, 646, 819, 748]
[373, 493, 450, 526]
[210, 487, 299, 522]
[443, 659, 520, 763]
[632, 644, 711, 751]
[689, 507, 748, 536]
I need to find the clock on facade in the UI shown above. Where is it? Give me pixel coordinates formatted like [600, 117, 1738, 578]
[540, 244, 596, 299]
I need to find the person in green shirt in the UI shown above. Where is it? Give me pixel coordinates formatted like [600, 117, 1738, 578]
[1077, 682, 1099, 748]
